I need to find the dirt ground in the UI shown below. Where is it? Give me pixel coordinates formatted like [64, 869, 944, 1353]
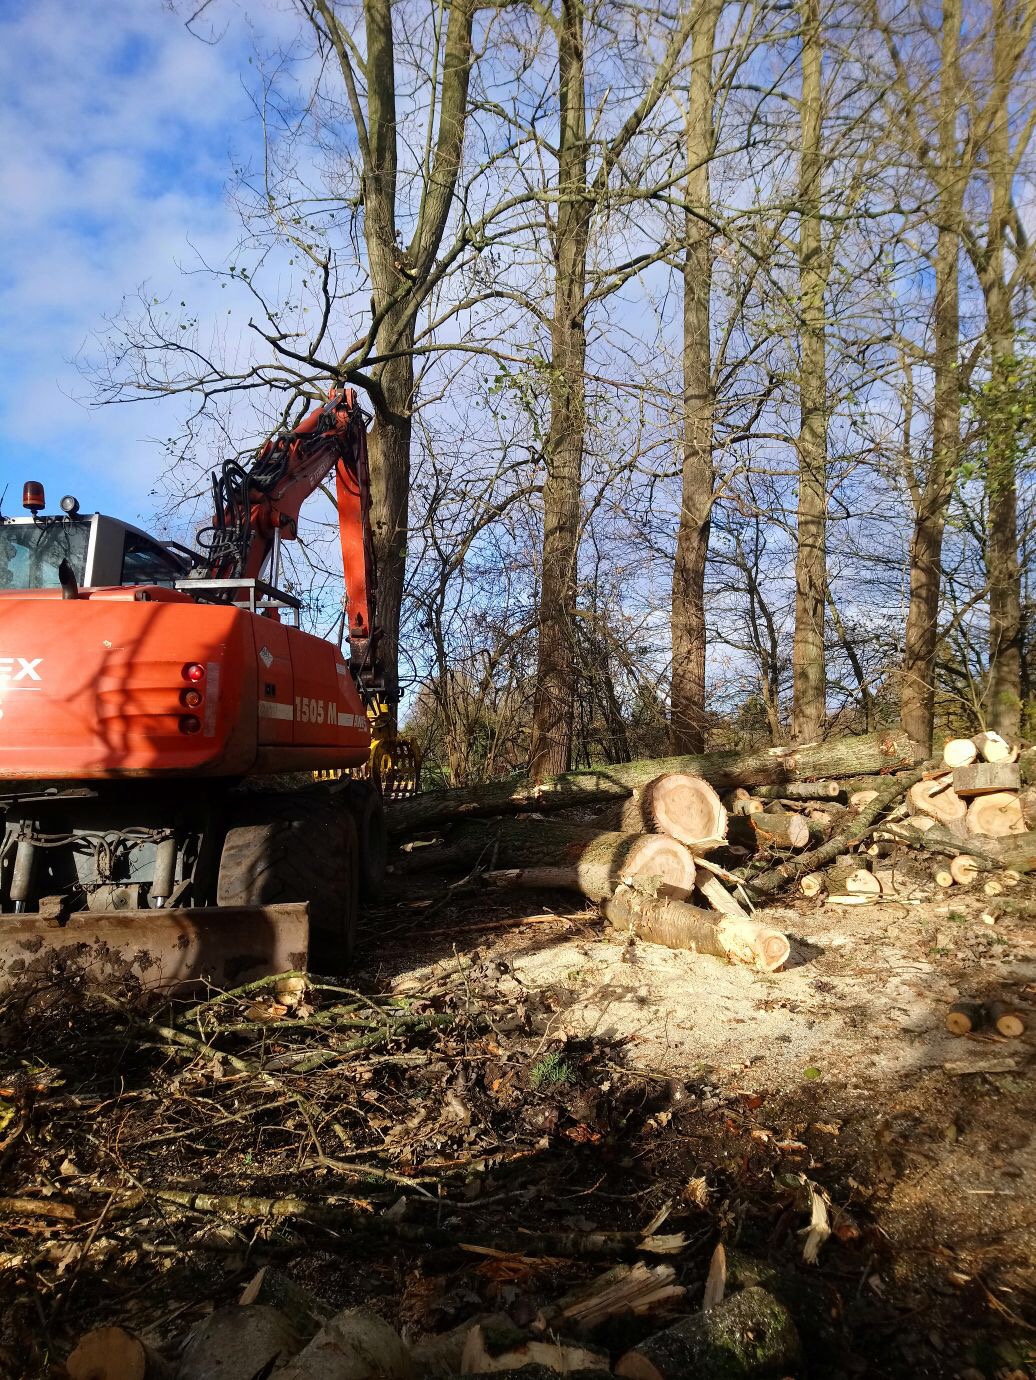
[1, 881, 1033, 1379]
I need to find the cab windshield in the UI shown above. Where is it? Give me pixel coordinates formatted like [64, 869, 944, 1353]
[0, 520, 90, 590]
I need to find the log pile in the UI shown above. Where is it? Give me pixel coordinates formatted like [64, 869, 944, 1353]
[387, 731, 1034, 955]
[65, 1261, 805, 1379]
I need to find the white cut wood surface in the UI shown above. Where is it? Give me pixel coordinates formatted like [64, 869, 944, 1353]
[966, 792, 1026, 838]
[942, 738, 978, 767]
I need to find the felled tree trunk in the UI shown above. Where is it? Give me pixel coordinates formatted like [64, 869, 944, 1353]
[601, 887, 789, 971]
[66, 1329, 174, 1380]
[615, 1286, 800, 1379]
[388, 731, 920, 836]
[728, 811, 809, 850]
[447, 819, 697, 901]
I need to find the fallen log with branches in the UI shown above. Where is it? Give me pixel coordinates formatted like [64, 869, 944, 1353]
[387, 731, 921, 836]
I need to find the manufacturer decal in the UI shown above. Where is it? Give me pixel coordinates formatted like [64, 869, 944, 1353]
[0, 657, 42, 683]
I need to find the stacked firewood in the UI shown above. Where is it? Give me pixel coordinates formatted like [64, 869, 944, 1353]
[388, 730, 1034, 970]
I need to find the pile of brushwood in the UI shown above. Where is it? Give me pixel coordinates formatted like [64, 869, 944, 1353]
[0, 954, 952, 1378]
[390, 729, 1036, 965]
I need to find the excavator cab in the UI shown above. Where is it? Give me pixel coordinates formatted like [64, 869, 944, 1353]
[0, 498, 193, 593]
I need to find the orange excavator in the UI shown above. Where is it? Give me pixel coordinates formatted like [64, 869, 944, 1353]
[0, 387, 390, 991]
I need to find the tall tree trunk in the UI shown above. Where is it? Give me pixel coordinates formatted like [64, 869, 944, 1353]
[900, 0, 962, 753]
[529, 0, 589, 779]
[984, 0, 1022, 736]
[791, 0, 828, 742]
[670, 0, 720, 755]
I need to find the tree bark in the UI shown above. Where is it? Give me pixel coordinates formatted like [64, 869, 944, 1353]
[900, 0, 963, 753]
[529, 0, 589, 779]
[387, 729, 921, 835]
[670, 0, 720, 754]
[791, 0, 829, 741]
[983, 0, 1023, 737]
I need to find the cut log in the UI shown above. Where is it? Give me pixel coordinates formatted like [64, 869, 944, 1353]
[952, 762, 1021, 797]
[66, 1328, 173, 1380]
[460, 1323, 609, 1374]
[387, 731, 922, 836]
[276, 1308, 415, 1380]
[908, 776, 967, 825]
[974, 731, 1013, 763]
[984, 878, 1005, 896]
[849, 789, 878, 808]
[178, 1306, 303, 1380]
[988, 1001, 1025, 1039]
[1020, 788, 1036, 829]
[752, 780, 841, 801]
[728, 794, 764, 816]
[966, 792, 1027, 837]
[949, 855, 980, 886]
[943, 738, 979, 768]
[747, 768, 925, 896]
[617, 773, 727, 852]
[601, 887, 790, 971]
[728, 811, 809, 850]
[615, 1286, 800, 1380]
[800, 872, 825, 897]
[933, 866, 955, 888]
[946, 1002, 985, 1036]
[447, 819, 697, 901]
[872, 868, 900, 896]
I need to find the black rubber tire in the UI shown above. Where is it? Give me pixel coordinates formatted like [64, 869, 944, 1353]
[340, 781, 387, 901]
[217, 793, 359, 972]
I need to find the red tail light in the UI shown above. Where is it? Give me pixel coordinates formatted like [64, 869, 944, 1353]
[179, 715, 202, 735]
[22, 481, 45, 513]
[183, 663, 206, 683]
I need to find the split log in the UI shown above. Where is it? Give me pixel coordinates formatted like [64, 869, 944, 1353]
[974, 731, 1013, 763]
[907, 776, 967, 825]
[946, 1001, 985, 1035]
[988, 1001, 1025, 1039]
[752, 780, 841, 801]
[697, 872, 753, 921]
[387, 731, 921, 836]
[615, 1286, 801, 1380]
[601, 887, 789, 971]
[460, 1323, 609, 1374]
[728, 811, 809, 850]
[446, 819, 697, 901]
[178, 1306, 302, 1380]
[943, 738, 979, 768]
[239, 1267, 333, 1339]
[827, 867, 881, 897]
[276, 1308, 414, 1380]
[747, 768, 924, 896]
[534, 1262, 684, 1335]
[66, 1328, 173, 1380]
[952, 762, 1021, 797]
[616, 773, 727, 852]
[411, 1316, 511, 1380]
[966, 792, 1027, 837]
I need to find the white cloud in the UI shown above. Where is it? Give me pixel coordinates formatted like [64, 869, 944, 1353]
[0, 0, 292, 521]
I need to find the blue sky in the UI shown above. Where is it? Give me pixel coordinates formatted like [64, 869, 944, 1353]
[0, 0, 284, 526]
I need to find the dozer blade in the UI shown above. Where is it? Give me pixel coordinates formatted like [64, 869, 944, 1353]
[0, 904, 309, 996]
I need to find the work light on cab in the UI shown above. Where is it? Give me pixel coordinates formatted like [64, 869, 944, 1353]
[22, 481, 45, 513]
[60, 495, 80, 515]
